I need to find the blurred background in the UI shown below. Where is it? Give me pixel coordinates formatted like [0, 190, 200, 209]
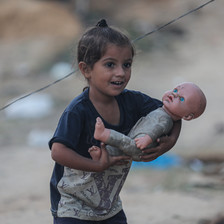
[0, 0, 223, 224]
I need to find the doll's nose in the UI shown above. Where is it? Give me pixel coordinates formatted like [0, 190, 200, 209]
[172, 92, 178, 98]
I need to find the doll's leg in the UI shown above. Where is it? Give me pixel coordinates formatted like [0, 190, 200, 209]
[106, 145, 126, 157]
[88, 146, 101, 161]
[94, 117, 142, 161]
[94, 117, 110, 143]
[107, 130, 142, 161]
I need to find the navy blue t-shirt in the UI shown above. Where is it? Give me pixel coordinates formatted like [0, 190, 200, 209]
[49, 88, 162, 216]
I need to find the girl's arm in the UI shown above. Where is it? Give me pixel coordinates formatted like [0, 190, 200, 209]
[139, 120, 182, 162]
[51, 142, 130, 172]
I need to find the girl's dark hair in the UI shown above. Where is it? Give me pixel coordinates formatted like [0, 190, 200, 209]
[77, 19, 135, 69]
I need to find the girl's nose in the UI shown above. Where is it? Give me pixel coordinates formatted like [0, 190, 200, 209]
[115, 66, 125, 77]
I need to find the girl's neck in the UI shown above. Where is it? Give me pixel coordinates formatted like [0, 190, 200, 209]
[90, 94, 120, 126]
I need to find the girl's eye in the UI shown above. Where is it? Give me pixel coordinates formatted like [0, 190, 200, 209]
[105, 62, 115, 68]
[180, 97, 185, 102]
[123, 62, 132, 68]
[173, 89, 178, 93]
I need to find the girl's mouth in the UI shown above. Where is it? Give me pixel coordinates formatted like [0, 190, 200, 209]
[111, 81, 124, 86]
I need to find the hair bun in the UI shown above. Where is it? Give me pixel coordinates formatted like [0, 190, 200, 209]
[96, 19, 108, 28]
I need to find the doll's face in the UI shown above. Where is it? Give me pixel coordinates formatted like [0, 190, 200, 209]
[162, 83, 202, 120]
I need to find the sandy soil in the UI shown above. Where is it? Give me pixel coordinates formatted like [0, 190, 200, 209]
[1, 146, 224, 224]
[1, 0, 224, 224]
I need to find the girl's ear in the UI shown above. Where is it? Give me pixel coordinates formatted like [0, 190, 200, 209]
[183, 113, 194, 121]
[79, 62, 91, 79]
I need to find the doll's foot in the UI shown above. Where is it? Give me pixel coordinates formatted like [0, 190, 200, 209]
[94, 117, 110, 142]
[88, 146, 101, 161]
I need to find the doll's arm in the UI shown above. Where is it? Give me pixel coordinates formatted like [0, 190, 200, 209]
[135, 114, 172, 150]
[140, 120, 181, 162]
[135, 135, 153, 150]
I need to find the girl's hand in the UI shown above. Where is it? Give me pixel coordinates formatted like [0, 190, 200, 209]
[98, 143, 131, 170]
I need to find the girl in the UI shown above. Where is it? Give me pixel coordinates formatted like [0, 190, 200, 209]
[49, 19, 181, 224]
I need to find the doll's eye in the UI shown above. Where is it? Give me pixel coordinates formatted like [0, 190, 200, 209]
[173, 89, 178, 93]
[180, 97, 185, 102]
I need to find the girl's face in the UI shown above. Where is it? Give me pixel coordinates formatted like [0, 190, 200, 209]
[83, 44, 133, 100]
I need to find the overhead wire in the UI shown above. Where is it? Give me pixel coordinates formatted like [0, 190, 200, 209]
[0, 0, 215, 112]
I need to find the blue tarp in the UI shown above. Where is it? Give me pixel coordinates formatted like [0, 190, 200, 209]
[131, 153, 182, 170]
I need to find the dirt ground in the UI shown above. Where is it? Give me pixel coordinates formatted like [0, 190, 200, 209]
[1, 146, 224, 224]
[0, 0, 224, 223]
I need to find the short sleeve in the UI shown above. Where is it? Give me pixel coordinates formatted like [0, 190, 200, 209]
[132, 91, 162, 117]
[49, 110, 82, 150]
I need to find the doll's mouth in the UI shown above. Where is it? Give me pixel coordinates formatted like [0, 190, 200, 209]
[168, 95, 173, 101]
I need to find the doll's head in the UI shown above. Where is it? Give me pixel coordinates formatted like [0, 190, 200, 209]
[162, 82, 206, 121]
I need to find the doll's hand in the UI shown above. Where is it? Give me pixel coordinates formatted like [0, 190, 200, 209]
[135, 135, 152, 149]
[140, 135, 175, 162]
